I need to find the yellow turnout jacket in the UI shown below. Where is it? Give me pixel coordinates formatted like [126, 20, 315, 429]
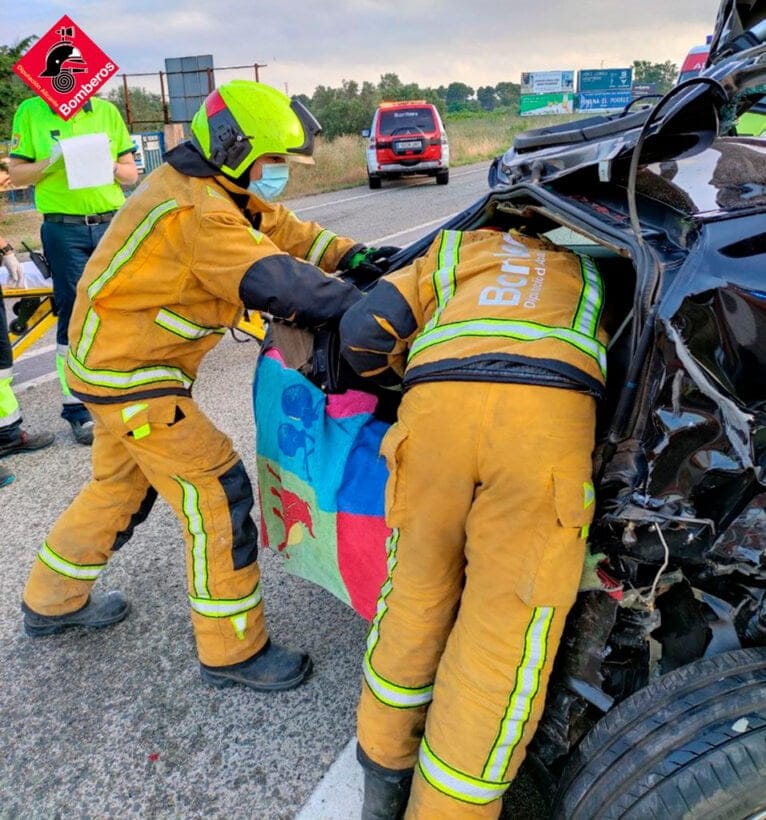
[340, 228, 608, 397]
[67, 143, 361, 404]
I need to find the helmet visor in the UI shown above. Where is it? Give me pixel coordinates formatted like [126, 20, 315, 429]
[287, 99, 322, 158]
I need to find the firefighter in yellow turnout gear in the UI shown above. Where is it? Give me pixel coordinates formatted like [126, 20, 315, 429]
[339, 228, 607, 817]
[21, 81, 395, 692]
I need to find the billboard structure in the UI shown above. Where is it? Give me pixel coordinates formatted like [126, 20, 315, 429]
[164, 54, 215, 124]
[519, 70, 575, 116]
[632, 82, 658, 98]
[578, 68, 632, 92]
[521, 70, 575, 94]
[518, 66, 641, 116]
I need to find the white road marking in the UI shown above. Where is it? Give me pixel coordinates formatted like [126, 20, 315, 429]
[296, 738, 363, 818]
[294, 188, 404, 213]
[16, 343, 57, 361]
[292, 166, 486, 213]
[370, 214, 458, 245]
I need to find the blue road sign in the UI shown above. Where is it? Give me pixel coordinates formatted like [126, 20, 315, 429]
[576, 90, 633, 112]
[578, 68, 633, 92]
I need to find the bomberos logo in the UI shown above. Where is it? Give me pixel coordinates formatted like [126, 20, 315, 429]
[12, 15, 119, 121]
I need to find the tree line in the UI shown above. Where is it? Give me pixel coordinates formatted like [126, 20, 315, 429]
[1, 34, 678, 142]
[105, 61, 678, 140]
[101, 75, 524, 139]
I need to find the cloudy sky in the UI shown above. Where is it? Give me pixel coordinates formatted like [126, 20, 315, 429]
[10, 0, 722, 98]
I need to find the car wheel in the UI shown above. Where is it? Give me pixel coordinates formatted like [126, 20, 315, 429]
[436, 170, 449, 185]
[553, 647, 766, 819]
[368, 174, 382, 190]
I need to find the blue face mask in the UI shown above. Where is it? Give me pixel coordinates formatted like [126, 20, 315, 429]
[248, 163, 289, 201]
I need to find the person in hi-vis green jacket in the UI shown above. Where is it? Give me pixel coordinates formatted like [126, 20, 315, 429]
[8, 96, 138, 445]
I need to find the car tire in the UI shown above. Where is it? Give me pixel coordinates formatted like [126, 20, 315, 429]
[552, 647, 766, 819]
[436, 170, 449, 185]
[368, 174, 382, 190]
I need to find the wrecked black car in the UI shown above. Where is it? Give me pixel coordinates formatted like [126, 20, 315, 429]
[255, 1, 766, 815]
[368, 2, 766, 816]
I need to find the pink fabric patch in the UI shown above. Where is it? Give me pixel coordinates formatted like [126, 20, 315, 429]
[264, 348, 286, 365]
[327, 390, 378, 419]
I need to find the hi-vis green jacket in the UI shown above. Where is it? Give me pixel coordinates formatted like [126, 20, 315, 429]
[339, 228, 608, 397]
[66, 143, 362, 404]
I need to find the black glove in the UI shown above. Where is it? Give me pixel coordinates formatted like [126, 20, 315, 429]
[366, 245, 402, 267]
[341, 245, 402, 288]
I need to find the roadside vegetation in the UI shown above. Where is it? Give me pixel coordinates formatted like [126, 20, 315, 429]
[283, 108, 576, 197]
[1, 107, 576, 241]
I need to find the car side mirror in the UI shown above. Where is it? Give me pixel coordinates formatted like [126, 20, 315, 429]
[361, 128, 371, 138]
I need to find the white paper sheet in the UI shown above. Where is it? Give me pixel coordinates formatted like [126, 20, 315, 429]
[59, 133, 114, 190]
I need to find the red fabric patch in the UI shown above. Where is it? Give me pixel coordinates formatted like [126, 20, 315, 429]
[337, 512, 389, 620]
[258, 485, 271, 549]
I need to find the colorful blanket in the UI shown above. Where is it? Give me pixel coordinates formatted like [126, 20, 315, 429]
[253, 346, 391, 620]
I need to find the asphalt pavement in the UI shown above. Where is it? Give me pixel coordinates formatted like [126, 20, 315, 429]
[0, 335, 370, 818]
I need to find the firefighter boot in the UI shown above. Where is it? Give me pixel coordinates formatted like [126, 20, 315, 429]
[199, 640, 313, 692]
[358, 746, 413, 820]
[22, 591, 131, 637]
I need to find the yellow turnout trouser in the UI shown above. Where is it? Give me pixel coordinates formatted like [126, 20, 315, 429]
[357, 381, 596, 819]
[23, 394, 267, 667]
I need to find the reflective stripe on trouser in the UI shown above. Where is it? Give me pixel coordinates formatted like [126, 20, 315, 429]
[23, 394, 266, 667]
[356, 381, 596, 819]
[56, 347, 81, 405]
[0, 367, 21, 430]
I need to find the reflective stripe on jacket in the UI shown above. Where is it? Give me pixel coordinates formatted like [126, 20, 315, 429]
[340, 229, 608, 397]
[66, 159, 360, 403]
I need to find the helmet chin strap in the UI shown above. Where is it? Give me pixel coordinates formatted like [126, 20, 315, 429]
[230, 162, 255, 190]
[189, 135, 234, 178]
[189, 130, 254, 189]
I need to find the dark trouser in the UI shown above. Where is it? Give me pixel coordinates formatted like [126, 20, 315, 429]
[41, 219, 110, 424]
